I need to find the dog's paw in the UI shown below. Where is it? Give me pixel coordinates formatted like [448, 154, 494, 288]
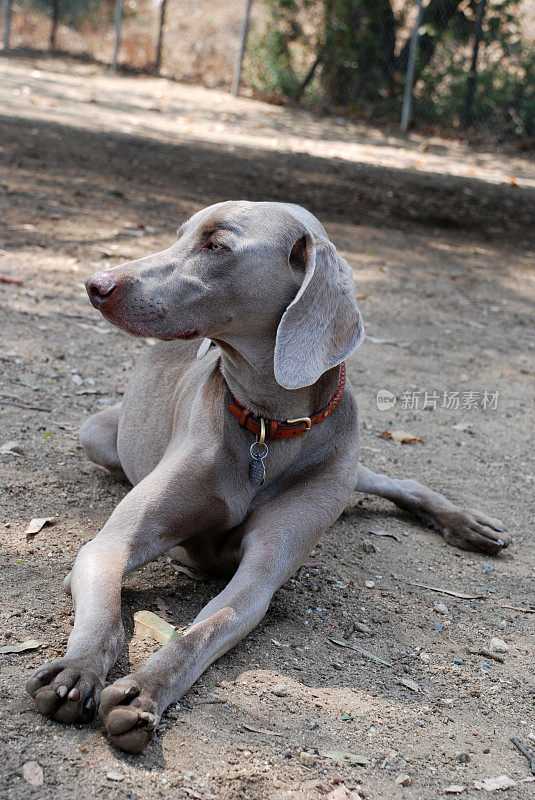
[99, 676, 159, 754]
[438, 508, 510, 555]
[26, 657, 104, 724]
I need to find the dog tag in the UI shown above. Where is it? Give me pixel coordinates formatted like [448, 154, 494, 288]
[249, 441, 268, 487]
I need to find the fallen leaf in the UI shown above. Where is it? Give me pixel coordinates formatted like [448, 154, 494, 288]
[327, 785, 364, 800]
[22, 761, 43, 786]
[368, 528, 402, 542]
[445, 786, 466, 794]
[241, 723, 284, 737]
[155, 597, 173, 622]
[364, 335, 410, 348]
[25, 517, 55, 537]
[321, 749, 370, 766]
[133, 610, 180, 645]
[398, 677, 421, 692]
[0, 440, 22, 456]
[172, 562, 205, 581]
[0, 639, 42, 654]
[381, 429, 425, 445]
[474, 775, 516, 791]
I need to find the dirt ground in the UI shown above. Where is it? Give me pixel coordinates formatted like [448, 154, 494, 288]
[1, 53, 534, 800]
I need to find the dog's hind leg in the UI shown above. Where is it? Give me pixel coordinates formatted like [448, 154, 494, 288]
[79, 403, 126, 478]
[355, 463, 509, 555]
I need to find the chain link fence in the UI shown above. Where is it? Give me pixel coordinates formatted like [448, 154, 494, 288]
[2, 0, 534, 138]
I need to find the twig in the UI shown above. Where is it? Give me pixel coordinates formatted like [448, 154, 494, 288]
[327, 637, 393, 667]
[0, 400, 52, 412]
[511, 738, 535, 775]
[194, 698, 227, 706]
[501, 604, 535, 614]
[469, 649, 504, 664]
[409, 582, 485, 600]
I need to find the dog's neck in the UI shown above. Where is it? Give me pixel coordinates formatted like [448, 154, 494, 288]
[212, 334, 341, 421]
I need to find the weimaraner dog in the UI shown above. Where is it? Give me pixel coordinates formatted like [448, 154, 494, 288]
[26, 201, 508, 753]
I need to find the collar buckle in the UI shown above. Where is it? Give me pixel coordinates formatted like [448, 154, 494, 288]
[286, 416, 312, 432]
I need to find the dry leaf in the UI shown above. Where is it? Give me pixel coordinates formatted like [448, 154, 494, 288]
[155, 597, 173, 622]
[368, 528, 402, 542]
[241, 723, 284, 737]
[445, 787, 466, 795]
[172, 562, 205, 581]
[25, 517, 55, 537]
[398, 677, 421, 692]
[22, 761, 43, 786]
[326, 785, 364, 800]
[474, 775, 516, 791]
[0, 440, 22, 456]
[0, 639, 42, 654]
[321, 749, 370, 766]
[381, 429, 425, 445]
[133, 610, 180, 644]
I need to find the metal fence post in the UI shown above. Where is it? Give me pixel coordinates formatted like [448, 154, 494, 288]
[155, 0, 168, 74]
[401, 0, 424, 133]
[112, 0, 124, 71]
[231, 0, 252, 96]
[3, 0, 12, 50]
[461, 0, 486, 130]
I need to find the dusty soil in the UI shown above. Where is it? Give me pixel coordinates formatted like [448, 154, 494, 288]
[1, 54, 534, 800]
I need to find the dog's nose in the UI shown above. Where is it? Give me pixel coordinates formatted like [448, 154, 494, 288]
[85, 272, 118, 306]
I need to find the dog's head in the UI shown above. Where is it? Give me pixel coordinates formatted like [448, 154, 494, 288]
[85, 201, 364, 389]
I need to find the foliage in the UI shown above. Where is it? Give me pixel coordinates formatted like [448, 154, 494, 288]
[249, 0, 534, 135]
[30, 0, 114, 29]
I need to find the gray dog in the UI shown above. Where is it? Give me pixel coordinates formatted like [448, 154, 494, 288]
[26, 201, 508, 753]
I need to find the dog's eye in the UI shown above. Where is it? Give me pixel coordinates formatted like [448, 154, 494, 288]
[205, 241, 224, 251]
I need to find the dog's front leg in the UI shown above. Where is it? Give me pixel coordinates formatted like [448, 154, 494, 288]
[97, 475, 351, 754]
[26, 465, 185, 724]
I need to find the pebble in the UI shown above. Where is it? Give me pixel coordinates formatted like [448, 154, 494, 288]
[439, 698, 454, 708]
[272, 683, 288, 697]
[299, 751, 317, 766]
[453, 658, 463, 665]
[106, 772, 124, 782]
[364, 580, 375, 589]
[362, 539, 376, 553]
[354, 622, 371, 634]
[395, 773, 411, 786]
[490, 637, 509, 653]
[433, 602, 449, 615]
[457, 753, 470, 763]
[498, 620, 507, 629]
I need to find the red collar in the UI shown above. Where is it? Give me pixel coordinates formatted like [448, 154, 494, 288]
[228, 363, 346, 440]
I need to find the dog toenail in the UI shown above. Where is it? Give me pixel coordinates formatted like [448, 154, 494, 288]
[85, 697, 94, 711]
[37, 670, 49, 680]
[124, 685, 139, 698]
[57, 685, 68, 698]
[68, 688, 81, 701]
[498, 538, 504, 546]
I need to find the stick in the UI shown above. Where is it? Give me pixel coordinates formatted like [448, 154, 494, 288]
[409, 582, 485, 600]
[511, 738, 535, 776]
[0, 400, 52, 412]
[501, 604, 535, 614]
[327, 637, 393, 668]
[469, 649, 504, 664]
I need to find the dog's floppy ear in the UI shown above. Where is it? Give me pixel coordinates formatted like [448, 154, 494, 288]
[274, 233, 364, 389]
